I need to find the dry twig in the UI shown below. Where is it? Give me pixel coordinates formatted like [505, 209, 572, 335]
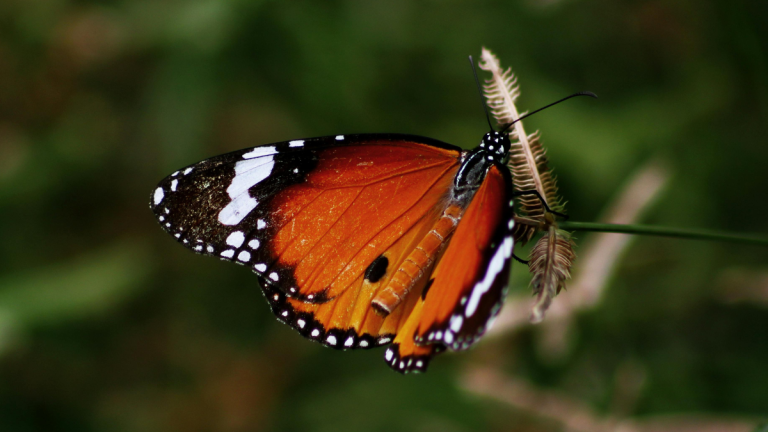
[486, 159, 670, 339]
[461, 366, 756, 432]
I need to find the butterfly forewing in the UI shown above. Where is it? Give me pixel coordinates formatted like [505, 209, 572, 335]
[151, 139, 319, 269]
[150, 133, 463, 350]
[265, 143, 460, 302]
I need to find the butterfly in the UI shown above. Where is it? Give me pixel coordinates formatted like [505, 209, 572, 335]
[150, 128, 517, 373]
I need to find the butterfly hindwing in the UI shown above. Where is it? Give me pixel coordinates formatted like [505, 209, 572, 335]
[416, 164, 515, 349]
[385, 164, 515, 373]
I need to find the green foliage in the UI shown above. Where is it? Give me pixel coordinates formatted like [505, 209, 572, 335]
[0, 0, 767, 431]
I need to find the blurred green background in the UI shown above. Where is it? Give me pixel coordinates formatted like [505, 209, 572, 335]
[1, 0, 767, 431]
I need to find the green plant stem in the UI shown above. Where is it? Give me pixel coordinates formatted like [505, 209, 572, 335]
[559, 221, 768, 247]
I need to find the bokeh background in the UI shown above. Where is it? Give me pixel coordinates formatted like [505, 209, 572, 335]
[1, 0, 768, 431]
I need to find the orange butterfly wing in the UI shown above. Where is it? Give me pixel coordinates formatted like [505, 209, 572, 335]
[151, 134, 462, 350]
[151, 134, 516, 373]
[265, 142, 460, 302]
[385, 164, 515, 372]
[261, 153, 460, 348]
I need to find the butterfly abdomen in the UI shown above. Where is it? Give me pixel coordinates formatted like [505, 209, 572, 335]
[371, 203, 464, 316]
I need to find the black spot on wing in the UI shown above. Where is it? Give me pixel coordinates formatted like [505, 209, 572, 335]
[364, 255, 389, 283]
[421, 278, 435, 300]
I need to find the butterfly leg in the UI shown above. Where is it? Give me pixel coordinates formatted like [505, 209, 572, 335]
[371, 205, 463, 316]
[512, 190, 569, 220]
[512, 254, 529, 265]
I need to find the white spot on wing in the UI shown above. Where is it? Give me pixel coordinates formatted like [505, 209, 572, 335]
[344, 337, 354, 347]
[207, 245, 214, 253]
[219, 196, 258, 226]
[254, 263, 267, 272]
[335, 135, 344, 140]
[297, 319, 306, 328]
[450, 314, 463, 332]
[183, 167, 193, 175]
[311, 329, 320, 337]
[153, 187, 164, 205]
[242, 146, 277, 159]
[248, 239, 260, 249]
[170, 179, 178, 192]
[269, 272, 279, 281]
[385, 348, 394, 361]
[444, 331, 454, 344]
[218, 156, 275, 226]
[359, 340, 369, 348]
[237, 251, 251, 262]
[226, 231, 245, 248]
[466, 236, 514, 317]
[220, 249, 235, 258]
[257, 219, 266, 229]
[326, 335, 337, 345]
[289, 140, 304, 147]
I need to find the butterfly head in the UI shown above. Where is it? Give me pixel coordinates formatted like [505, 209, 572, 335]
[478, 131, 511, 164]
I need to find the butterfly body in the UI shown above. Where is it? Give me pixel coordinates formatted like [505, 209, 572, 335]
[151, 131, 516, 373]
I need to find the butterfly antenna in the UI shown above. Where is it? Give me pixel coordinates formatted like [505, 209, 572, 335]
[501, 91, 597, 133]
[469, 55, 495, 132]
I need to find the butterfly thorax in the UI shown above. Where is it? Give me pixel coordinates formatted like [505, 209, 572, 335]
[453, 131, 510, 204]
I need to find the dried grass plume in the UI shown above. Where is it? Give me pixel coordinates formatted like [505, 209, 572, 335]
[479, 47, 575, 322]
